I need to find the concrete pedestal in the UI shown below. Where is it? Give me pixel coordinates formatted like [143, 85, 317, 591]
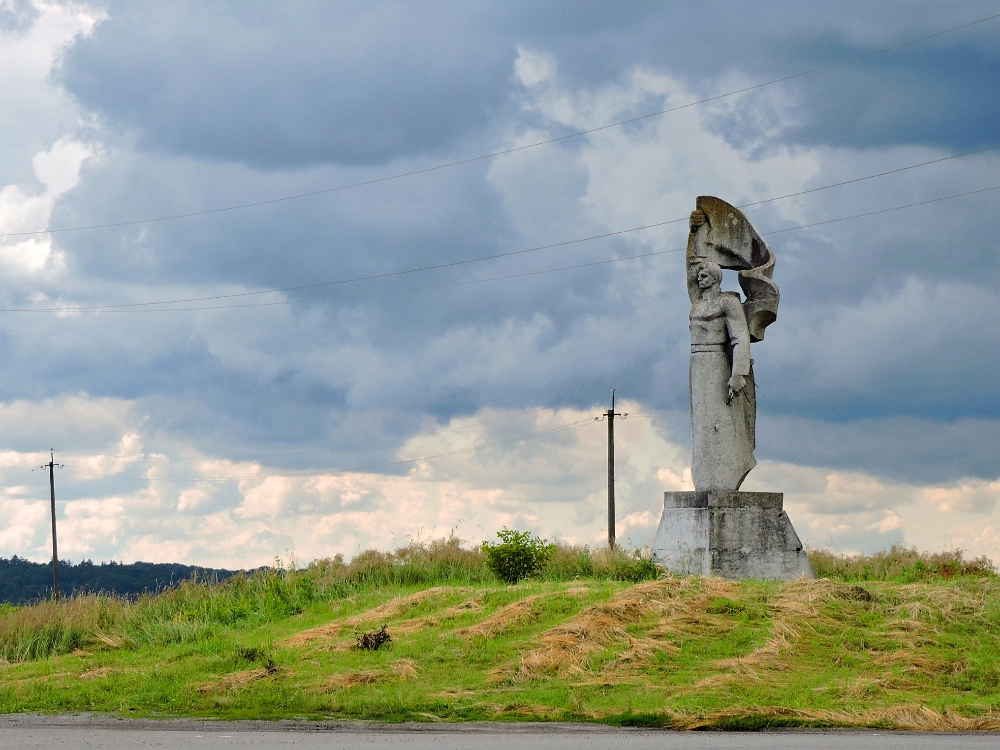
[651, 491, 815, 580]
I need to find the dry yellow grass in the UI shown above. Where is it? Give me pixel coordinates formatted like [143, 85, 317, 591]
[663, 578, 997, 699]
[708, 578, 833, 680]
[318, 669, 383, 690]
[284, 586, 469, 647]
[457, 587, 592, 640]
[391, 594, 484, 634]
[500, 578, 696, 682]
[456, 594, 545, 639]
[507, 575, 989, 694]
[668, 705, 1000, 731]
[283, 623, 342, 648]
[310, 658, 417, 692]
[475, 574, 1000, 702]
[78, 667, 120, 680]
[343, 586, 467, 626]
[92, 633, 129, 649]
[5, 567, 999, 727]
[195, 663, 281, 693]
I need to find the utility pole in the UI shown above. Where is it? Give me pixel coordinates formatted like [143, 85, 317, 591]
[604, 390, 626, 548]
[42, 450, 62, 601]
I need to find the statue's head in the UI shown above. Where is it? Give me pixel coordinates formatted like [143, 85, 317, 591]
[696, 261, 723, 292]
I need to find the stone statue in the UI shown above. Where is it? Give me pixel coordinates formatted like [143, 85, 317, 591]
[686, 196, 778, 491]
[651, 196, 812, 580]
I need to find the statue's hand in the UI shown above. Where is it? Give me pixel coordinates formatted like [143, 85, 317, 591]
[727, 374, 746, 404]
[689, 209, 706, 232]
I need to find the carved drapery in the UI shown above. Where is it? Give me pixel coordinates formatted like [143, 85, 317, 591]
[686, 195, 778, 342]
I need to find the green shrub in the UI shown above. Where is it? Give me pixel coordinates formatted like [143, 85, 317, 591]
[481, 528, 555, 584]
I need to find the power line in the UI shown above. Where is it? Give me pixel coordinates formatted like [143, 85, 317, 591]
[0, 452, 46, 476]
[765, 184, 1000, 235]
[0, 185, 982, 320]
[31, 347, 1000, 482]
[60, 418, 598, 483]
[5, 224, 683, 311]
[2, 12, 997, 240]
[15, 246, 685, 313]
[53, 345, 1000, 472]
[3, 148, 997, 315]
[736, 143, 999, 213]
[0, 468, 39, 491]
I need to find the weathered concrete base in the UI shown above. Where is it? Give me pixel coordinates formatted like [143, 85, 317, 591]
[651, 491, 815, 580]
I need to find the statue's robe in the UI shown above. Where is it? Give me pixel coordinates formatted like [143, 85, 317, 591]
[687, 197, 778, 491]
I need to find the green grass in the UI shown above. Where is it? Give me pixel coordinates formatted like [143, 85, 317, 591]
[0, 539, 998, 730]
[809, 543, 995, 583]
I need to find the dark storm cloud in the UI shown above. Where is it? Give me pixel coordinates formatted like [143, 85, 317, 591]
[8, 0, 995, 492]
[758, 414, 1000, 485]
[4, 0, 1000, 564]
[50, 148, 519, 290]
[775, 42, 1000, 151]
[57, 1, 1000, 172]
[58, 1, 521, 169]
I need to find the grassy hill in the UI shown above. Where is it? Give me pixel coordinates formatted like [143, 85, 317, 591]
[0, 539, 997, 730]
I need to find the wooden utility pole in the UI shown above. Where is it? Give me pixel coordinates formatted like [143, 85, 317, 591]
[605, 390, 626, 548]
[43, 450, 61, 600]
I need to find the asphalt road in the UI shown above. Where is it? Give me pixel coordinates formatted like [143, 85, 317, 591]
[1, 717, 999, 749]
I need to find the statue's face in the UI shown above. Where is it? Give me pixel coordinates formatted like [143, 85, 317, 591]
[697, 268, 717, 290]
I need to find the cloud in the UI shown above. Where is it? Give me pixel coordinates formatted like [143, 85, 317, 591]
[756, 414, 1000, 484]
[0, 136, 91, 276]
[0, 2, 999, 567]
[176, 485, 212, 512]
[0, 496, 48, 553]
[924, 480, 1000, 514]
[867, 512, 903, 534]
[59, 1, 521, 169]
[0, 401, 683, 565]
[2, 400, 1000, 568]
[236, 476, 294, 520]
[55, 2, 1000, 174]
[61, 496, 124, 557]
[514, 47, 557, 89]
[745, 458, 1000, 562]
[0, 1, 98, 179]
[0, 1, 40, 33]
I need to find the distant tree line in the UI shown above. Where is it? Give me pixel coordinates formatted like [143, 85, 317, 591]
[0, 556, 244, 604]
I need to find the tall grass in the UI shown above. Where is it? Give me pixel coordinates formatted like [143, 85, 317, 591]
[0, 536, 658, 663]
[307, 536, 491, 595]
[4, 536, 991, 665]
[307, 536, 660, 592]
[808, 544, 996, 582]
[0, 569, 313, 662]
[540, 544, 660, 582]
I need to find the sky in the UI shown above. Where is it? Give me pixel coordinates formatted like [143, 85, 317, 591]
[0, 0, 999, 568]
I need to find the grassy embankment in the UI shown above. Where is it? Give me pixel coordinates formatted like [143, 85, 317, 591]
[0, 539, 998, 730]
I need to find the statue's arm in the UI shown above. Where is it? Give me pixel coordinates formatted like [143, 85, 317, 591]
[723, 297, 751, 392]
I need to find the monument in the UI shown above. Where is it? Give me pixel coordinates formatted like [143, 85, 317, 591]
[651, 196, 815, 579]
